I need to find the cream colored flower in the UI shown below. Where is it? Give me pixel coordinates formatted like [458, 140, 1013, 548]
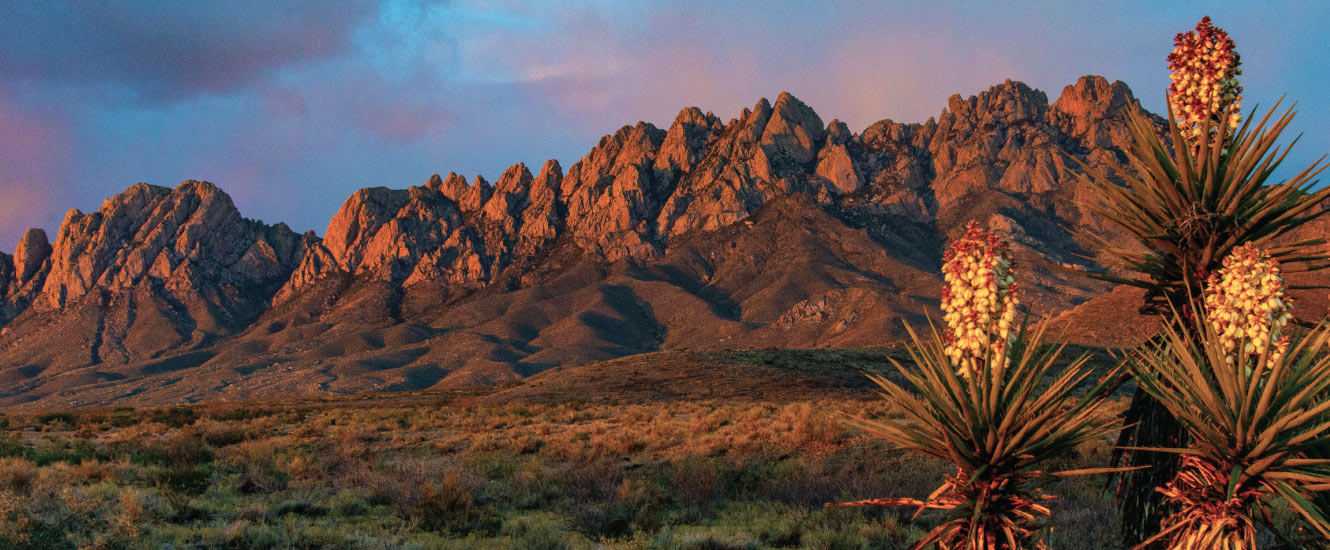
[1167, 16, 1243, 143]
[1204, 243, 1291, 365]
[941, 222, 1018, 378]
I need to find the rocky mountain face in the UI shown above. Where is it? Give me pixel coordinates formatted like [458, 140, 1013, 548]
[0, 75, 1219, 409]
[0, 182, 311, 392]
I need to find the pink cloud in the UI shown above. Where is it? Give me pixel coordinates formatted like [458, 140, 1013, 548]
[0, 95, 69, 250]
[354, 102, 458, 143]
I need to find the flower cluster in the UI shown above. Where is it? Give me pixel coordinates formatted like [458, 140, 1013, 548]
[941, 221, 1018, 378]
[1204, 243, 1291, 364]
[1167, 16, 1243, 142]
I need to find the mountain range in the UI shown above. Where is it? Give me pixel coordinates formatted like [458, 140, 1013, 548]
[2, 75, 1325, 410]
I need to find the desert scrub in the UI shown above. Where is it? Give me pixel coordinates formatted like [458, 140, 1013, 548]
[0, 391, 1137, 549]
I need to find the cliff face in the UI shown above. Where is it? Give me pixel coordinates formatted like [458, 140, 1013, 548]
[0, 76, 1177, 409]
[0, 181, 311, 385]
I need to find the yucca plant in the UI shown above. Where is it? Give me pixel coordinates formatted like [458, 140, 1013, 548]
[833, 223, 1126, 549]
[833, 321, 1124, 550]
[1074, 91, 1330, 315]
[1127, 300, 1330, 549]
[1065, 16, 1330, 545]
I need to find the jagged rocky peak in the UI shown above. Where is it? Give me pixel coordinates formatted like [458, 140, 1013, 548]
[11, 228, 51, 285]
[1052, 75, 1136, 120]
[32, 180, 305, 314]
[323, 186, 413, 268]
[761, 91, 826, 163]
[534, 159, 564, 187]
[1050, 75, 1139, 147]
[280, 76, 1145, 305]
[939, 79, 1050, 134]
[431, 172, 471, 202]
[860, 117, 933, 152]
[482, 162, 535, 226]
[2, 228, 55, 322]
[656, 107, 723, 174]
[461, 175, 493, 211]
[519, 159, 565, 242]
[527, 160, 564, 212]
[825, 119, 852, 145]
[815, 119, 862, 195]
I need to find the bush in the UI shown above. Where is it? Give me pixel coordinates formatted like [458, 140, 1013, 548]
[148, 407, 198, 429]
[415, 473, 477, 533]
[31, 439, 105, 466]
[0, 434, 26, 460]
[503, 516, 569, 550]
[108, 407, 139, 428]
[0, 457, 36, 494]
[36, 412, 76, 429]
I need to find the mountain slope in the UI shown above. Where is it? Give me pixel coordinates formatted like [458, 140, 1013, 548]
[0, 75, 1209, 409]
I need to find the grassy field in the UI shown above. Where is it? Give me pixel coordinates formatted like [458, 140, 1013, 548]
[0, 346, 1266, 550]
[0, 392, 1135, 549]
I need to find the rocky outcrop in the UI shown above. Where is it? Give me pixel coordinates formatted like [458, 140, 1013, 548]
[0, 75, 1163, 408]
[1, 229, 53, 322]
[279, 159, 574, 299]
[35, 181, 307, 311]
[1051, 75, 1138, 155]
[0, 180, 310, 372]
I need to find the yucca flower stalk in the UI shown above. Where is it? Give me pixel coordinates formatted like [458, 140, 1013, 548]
[1167, 16, 1243, 144]
[836, 227, 1121, 549]
[1204, 243, 1293, 368]
[942, 222, 1019, 379]
[1065, 16, 1330, 545]
[832, 321, 1125, 550]
[1127, 301, 1330, 549]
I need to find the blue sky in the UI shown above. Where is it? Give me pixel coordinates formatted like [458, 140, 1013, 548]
[1, 1, 1327, 250]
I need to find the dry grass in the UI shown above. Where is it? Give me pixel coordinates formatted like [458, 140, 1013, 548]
[0, 392, 1136, 549]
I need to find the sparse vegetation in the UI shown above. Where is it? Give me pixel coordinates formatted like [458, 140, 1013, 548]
[0, 390, 1134, 549]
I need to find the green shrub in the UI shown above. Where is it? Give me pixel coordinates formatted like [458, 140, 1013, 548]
[108, 407, 140, 428]
[503, 516, 569, 550]
[416, 474, 477, 533]
[31, 438, 104, 466]
[0, 434, 26, 460]
[148, 406, 198, 428]
[802, 528, 866, 550]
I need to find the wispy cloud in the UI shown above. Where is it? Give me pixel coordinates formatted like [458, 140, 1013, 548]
[0, 1, 1326, 252]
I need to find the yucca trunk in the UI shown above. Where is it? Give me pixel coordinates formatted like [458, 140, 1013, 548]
[1114, 388, 1185, 547]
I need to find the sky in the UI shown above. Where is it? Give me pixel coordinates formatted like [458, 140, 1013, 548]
[1, 1, 1327, 251]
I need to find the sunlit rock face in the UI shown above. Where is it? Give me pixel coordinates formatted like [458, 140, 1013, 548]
[34, 181, 306, 311]
[0, 180, 310, 375]
[0, 76, 1185, 409]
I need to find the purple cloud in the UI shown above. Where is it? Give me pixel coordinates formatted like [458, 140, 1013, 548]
[0, 93, 71, 248]
[0, 0, 1326, 257]
[0, 1, 378, 102]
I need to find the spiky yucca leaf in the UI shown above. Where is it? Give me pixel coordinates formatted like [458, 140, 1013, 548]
[833, 321, 1124, 550]
[1129, 304, 1330, 549]
[1071, 101, 1330, 315]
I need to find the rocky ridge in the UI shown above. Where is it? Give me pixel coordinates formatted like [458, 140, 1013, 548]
[0, 76, 1193, 409]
